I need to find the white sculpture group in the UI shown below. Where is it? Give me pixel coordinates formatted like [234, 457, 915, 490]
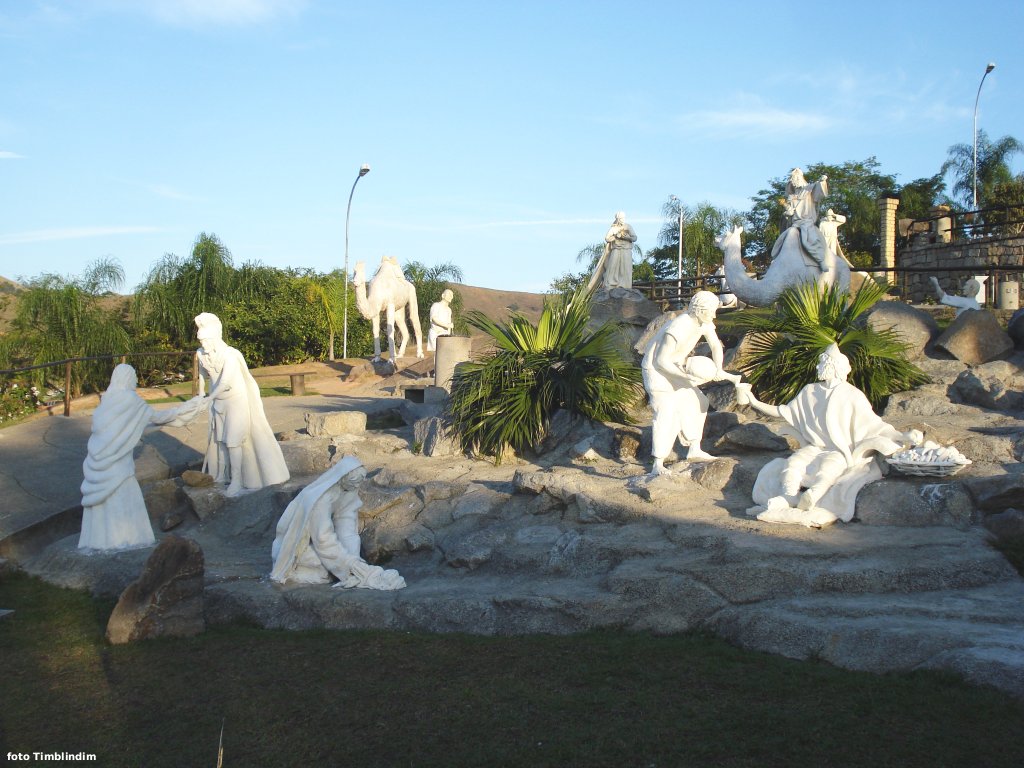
[352, 255, 424, 367]
[640, 293, 923, 528]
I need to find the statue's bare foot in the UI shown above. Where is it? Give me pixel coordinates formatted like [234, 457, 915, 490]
[651, 460, 672, 477]
[225, 481, 244, 497]
[686, 448, 715, 462]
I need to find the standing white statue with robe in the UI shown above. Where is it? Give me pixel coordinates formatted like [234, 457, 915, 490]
[79, 364, 204, 551]
[588, 211, 639, 296]
[271, 456, 406, 590]
[195, 312, 290, 496]
[427, 289, 454, 352]
[736, 344, 921, 527]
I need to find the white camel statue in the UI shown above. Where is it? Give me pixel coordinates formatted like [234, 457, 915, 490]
[352, 256, 424, 367]
[718, 225, 850, 307]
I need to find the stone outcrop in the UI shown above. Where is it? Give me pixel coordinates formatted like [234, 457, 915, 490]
[933, 310, 1014, 365]
[106, 536, 205, 644]
[305, 410, 367, 438]
[863, 301, 938, 359]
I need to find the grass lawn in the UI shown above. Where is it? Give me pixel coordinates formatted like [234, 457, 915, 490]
[2, 571, 1022, 767]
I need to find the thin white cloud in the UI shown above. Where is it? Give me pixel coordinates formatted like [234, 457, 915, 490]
[385, 217, 663, 233]
[0, 150, 23, 159]
[148, 183, 204, 202]
[133, 0, 306, 26]
[677, 104, 832, 140]
[0, 226, 163, 245]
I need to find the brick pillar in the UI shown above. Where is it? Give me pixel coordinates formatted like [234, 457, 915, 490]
[878, 196, 900, 274]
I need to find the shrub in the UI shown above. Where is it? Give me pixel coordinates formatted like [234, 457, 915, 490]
[447, 287, 644, 460]
[733, 280, 928, 408]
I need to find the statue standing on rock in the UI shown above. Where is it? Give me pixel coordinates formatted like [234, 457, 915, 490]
[641, 291, 741, 476]
[588, 211, 644, 300]
[195, 312, 290, 496]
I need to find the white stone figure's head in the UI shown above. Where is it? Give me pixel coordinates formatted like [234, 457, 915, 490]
[688, 291, 720, 323]
[338, 465, 367, 491]
[108, 363, 138, 392]
[195, 312, 223, 343]
[963, 278, 982, 298]
[614, 211, 626, 225]
[441, 288, 454, 303]
[816, 343, 851, 383]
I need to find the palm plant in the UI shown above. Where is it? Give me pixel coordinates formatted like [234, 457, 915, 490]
[941, 130, 1024, 210]
[404, 259, 466, 335]
[447, 287, 644, 460]
[733, 280, 928, 408]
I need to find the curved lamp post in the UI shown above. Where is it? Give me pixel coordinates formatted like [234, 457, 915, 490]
[973, 62, 996, 210]
[342, 164, 370, 360]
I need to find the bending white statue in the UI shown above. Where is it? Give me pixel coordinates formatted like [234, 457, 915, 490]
[930, 276, 982, 316]
[735, 344, 922, 528]
[195, 312, 290, 496]
[588, 211, 642, 299]
[642, 291, 741, 476]
[352, 255, 424, 366]
[271, 456, 406, 590]
[79, 364, 204, 551]
[427, 288, 454, 352]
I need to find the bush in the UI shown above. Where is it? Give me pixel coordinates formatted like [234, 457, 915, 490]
[733, 280, 928, 408]
[447, 287, 643, 459]
[0, 382, 40, 424]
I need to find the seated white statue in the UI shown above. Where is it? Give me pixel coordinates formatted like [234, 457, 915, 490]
[427, 289, 454, 352]
[79, 364, 205, 551]
[735, 344, 921, 528]
[930, 276, 982, 316]
[270, 456, 406, 590]
[195, 312, 290, 496]
[772, 168, 832, 273]
[642, 291, 741, 476]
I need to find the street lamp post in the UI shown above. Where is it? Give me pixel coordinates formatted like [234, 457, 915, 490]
[973, 62, 996, 210]
[342, 164, 370, 361]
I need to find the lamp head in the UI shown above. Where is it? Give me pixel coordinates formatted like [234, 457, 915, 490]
[359, 164, 371, 177]
[986, 62, 996, 73]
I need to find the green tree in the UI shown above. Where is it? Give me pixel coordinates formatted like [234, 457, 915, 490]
[986, 175, 1024, 236]
[733, 280, 928, 409]
[2, 258, 131, 396]
[447, 287, 644, 460]
[648, 198, 744, 279]
[941, 130, 1024, 209]
[897, 174, 947, 222]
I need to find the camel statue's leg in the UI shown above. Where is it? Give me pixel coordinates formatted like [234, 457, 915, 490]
[407, 288, 424, 359]
[385, 303, 398, 366]
[371, 314, 383, 362]
[394, 307, 410, 359]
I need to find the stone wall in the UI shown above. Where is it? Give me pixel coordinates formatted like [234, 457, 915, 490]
[897, 235, 1024, 305]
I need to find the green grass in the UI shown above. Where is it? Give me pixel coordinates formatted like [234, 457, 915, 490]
[148, 385, 318, 404]
[2, 571, 1023, 768]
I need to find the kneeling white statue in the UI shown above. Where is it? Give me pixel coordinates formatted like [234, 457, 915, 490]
[270, 456, 406, 590]
[735, 344, 922, 528]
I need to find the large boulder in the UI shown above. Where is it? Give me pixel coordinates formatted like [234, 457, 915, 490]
[933, 310, 1013, 365]
[1008, 308, 1024, 347]
[305, 410, 367, 438]
[106, 536, 205, 644]
[863, 301, 938, 359]
[413, 416, 461, 457]
[950, 359, 1024, 412]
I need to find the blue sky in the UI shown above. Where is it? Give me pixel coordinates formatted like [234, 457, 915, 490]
[1, 0, 1021, 293]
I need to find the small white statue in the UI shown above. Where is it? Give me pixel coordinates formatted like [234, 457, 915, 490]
[930, 276, 982, 316]
[588, 211, 643, 299]
[818, 208, 852, 267]
[642, 291, 741, 476]
[79, 364, 205, 551]
[427, 288, 454, 352]
[712, 265, 738, 308]
[735, 344, 922, 528]
[352, 255, 424, 366]
[195, 312, 290, 496]
[271, 456, 406, 590]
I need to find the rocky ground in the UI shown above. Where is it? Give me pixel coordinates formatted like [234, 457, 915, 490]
[7, 303, 1024, 699]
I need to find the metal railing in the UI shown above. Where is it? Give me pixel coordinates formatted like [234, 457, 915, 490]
[899, 203, 1024, 246]
[0, 351, 196, 417]
[633, 275, 724, 307]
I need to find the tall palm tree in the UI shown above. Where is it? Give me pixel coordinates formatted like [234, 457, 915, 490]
[941, 130, 1024, 210]
[403, 260, 465, 334]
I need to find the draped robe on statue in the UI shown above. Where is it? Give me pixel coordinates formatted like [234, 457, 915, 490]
[751, 379, 905, 524]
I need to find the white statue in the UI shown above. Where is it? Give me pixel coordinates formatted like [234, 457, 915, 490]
[720, 169, 851, 307]
[79, 364, 204, 551]
[930, 276, 982, 316]
[427, 288, 454, 352]
[818, 208, 850, 267]
[712, 264, 738, 308]
[642, 291, 741, 476]
[352, 255, 424, 367]
[271, 456, 406, 590]
[588, 212, 643, 299]
[195, 313, 290, 496]
[735, 344, 922, 528]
